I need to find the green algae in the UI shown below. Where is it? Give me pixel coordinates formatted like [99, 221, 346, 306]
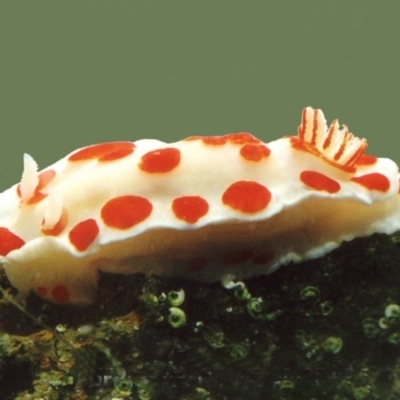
[1, 233, 400, 398]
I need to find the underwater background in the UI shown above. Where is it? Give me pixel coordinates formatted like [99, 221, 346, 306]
[1, 1, 400, 399]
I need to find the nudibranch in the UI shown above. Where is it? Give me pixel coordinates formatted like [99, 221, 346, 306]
[0, 107, 399, 305]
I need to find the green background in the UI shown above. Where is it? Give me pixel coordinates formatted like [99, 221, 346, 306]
[0, 1, 399, 189]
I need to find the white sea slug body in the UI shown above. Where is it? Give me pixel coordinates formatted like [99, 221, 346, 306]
[0, 107, 399, 305]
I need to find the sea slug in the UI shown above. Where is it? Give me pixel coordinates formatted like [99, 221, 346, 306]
[0, 107, 399, 304]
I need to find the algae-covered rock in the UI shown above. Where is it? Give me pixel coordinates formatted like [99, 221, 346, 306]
[1, 233, 400, 398]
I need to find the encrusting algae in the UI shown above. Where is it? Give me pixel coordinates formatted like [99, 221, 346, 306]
[1, 232, 400, 398]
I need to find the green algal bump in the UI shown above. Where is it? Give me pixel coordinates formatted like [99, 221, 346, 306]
[201, 324, 225, 348]
[352, 385, 371, 400]
[167, 289, 185, 306]
[0, 334, 20, 357]
[362, 318, 380, 339]
[385, 304, 400, 321]
[138, 388, 152, 400]
[378, 317, 390, 330]
[300, 286, 320, 300]
[141, 292, 159, 309]
[322, 336, 343, 354]
[278, 380, 295, 399]
[387, 332, 400, 345]
[55, 324, 67, 333]
[77, 324, 95, 336]
[135, 377, 153, 400]
[168, 307, 186, 328]
[233, 281, 251, 300]
[195, 387, 211, 398]
[247, 297, 263, 319]
[228, 342, 249, 361]
[319, 301, 334, 316]
[115, 378, 133, 394]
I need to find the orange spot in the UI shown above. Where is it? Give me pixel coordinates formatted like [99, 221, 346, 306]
[300, 170, 341, 193]
[41, 208, 68, 236]
[68, 142, 135, 162]
[51, 284, 70, 303]
[351, 173, 390, 192]
[139, 148, 181, 173]
[187, 257, 208, 272]
[225, 133, 261, 145]
[222, 249, 254, 265]
[17, 169, 56, 204]
[184, 133, 261, 146]
[222, 181, 271, 213]
[201, 136, 227, 145]
[253, 250, 275, 265]
[172, 196, 209, 224]
[36, 286, 48, 297]
[0, 227, 25, 256]
[69, 219, 99, 251]
[101, 195, 153, 229]
[240, 144, 271, 161]
[355, 154, 378, 166]
[184, 135, 227, 145]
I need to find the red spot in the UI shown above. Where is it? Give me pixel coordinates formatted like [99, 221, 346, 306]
[51, 284, 70, 303]
[300, 170, 341, 193]
[41, 208, 69, 236]
[172, 196, 209, 224]
[69, 219, 99, 251]
[253, 250, 275, 265]
[240, 144, 271, 161]
[356, 154, 378, 166]
[351, 173, 390, 192]
[139, 148, 181, 173]
[17, 169, 56, 204]
[184, 135, 227, 145]
[36, 286, 48, 297]
[101, 195, 153, 229]
[201, 136, 227, 145]
[68, 142, 135, 162]
[184, 133, 261, 146]
[222, 249, 254, 265]
[0, 227, 25, 256]
[187, 257, 208, 272]
[222, 181, 271, 213]
[225, 133, 261, 145]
